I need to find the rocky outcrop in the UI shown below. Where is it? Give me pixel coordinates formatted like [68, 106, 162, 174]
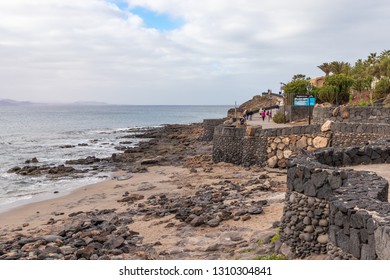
[7, 164, 83, 177]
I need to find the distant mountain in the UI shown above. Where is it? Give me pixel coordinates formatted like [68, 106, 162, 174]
[71, 101, 108, 106]
[0, 99, 32, 106]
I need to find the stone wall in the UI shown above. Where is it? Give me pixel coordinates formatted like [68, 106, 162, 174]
[212, 125, 331, 167]
[200, 119, 225, 141]
[280, 139, 390, 259]
[212, 125, 247, 165]
[313, 106, 390, 125]
[330, 122, 390, 147]
[266, 131, 331, 168]
[212, 121, 390, 169]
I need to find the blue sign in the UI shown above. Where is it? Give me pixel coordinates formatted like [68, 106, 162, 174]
[294, 96, 316, 106]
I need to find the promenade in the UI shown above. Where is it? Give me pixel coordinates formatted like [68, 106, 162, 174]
[245, 111, 293, 129]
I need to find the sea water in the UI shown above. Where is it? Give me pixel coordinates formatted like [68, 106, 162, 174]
[0, 104, 230, 212]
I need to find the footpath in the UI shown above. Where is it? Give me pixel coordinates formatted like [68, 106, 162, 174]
[245, 113, 293, 129]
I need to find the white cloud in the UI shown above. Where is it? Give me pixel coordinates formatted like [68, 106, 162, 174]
[0, 0, 390, 104]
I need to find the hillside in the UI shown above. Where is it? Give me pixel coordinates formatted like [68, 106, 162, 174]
[228, 95, 280, 117]
[0, 99, 32, 106]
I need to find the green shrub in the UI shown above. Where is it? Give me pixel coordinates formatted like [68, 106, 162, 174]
[354, 100, 369, 107]
[272, 111, 286, 123]
[374, 77, 390, 100]
[317, 85, 336, 104]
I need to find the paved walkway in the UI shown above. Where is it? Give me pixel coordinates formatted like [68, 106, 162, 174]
[245, 112, 293, 129]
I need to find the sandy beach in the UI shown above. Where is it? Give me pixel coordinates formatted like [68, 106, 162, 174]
[0, 123, 287, 260]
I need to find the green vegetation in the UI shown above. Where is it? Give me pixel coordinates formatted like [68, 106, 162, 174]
[354, 100, 369, 107]
[270, 228, 280, 243]
[252, 254, 287, 260]
[283, 74, 311, 105]
[282, 50, 390, 106]
[374, 77, 390, 100]
[272, 111, 286, 124]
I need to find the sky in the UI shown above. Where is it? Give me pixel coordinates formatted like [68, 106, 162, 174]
[0, 0, 390, 105]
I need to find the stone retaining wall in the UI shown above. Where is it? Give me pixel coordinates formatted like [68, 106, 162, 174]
[330, 122, 390, 147]
[266, 132, 331, 168]
[200, 119, 225, 141]
[212, 125, 247, 165]
[212, 125, 331, 167]
[313, 106, 390, 125]
[280, 139, 390, 259]
[212, 121, 390, 168]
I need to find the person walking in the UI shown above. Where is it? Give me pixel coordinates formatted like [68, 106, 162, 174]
[261, 110, 266, 121]
[268, 110, 272, 122]
[248, 109, 253, 120]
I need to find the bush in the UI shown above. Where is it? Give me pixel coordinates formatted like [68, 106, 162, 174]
[272, 111, 287, 123]
[354, 100, 369, 107]
[317, 85, 336, 104]
[374, 77, 390, 100]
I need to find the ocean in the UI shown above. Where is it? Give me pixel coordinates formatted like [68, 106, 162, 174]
[0, 104, 230, 212]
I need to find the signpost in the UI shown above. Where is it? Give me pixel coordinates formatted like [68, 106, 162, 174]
[293, 95, 316, 106]
[306, 84, 312, 125]
[293, 83, 314, 124]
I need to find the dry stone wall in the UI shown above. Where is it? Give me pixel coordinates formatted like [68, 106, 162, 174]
[267, 132, 331, 168]
[281, 139, 390, 259]
[331, 122, 390, 147]
[313, 106, 390, 125]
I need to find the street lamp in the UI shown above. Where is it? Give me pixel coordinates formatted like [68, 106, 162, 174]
[306, 84, 312, 125]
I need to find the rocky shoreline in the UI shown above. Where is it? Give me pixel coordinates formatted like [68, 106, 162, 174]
[0, 123, 287, 260]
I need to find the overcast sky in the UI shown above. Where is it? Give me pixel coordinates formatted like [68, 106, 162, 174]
[0, 0, 389, 105]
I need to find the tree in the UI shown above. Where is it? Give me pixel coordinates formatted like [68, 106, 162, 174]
[350, 59, 368, 78]
[378, 56, 390, 77]
[324, 74, 354, 105]
[352, 77, 372, 98]
[379, 50, 390, 59]
[283, 74, 312, 105]
[291, 74, 308, 81]
[365, 52, 378, 66]
[330, 61, 350, 75]
[374, 77, 390, 100]
[317, 63, 331, 76]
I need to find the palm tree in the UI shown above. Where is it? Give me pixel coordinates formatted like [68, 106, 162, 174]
[365, 52, 378, 66]
[292, 74, 307, 81]
[317, 63, 331, 76]
[330, 61, 350, 75]
[380, 49, 390, 58]
[378, 56, 390, 77]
